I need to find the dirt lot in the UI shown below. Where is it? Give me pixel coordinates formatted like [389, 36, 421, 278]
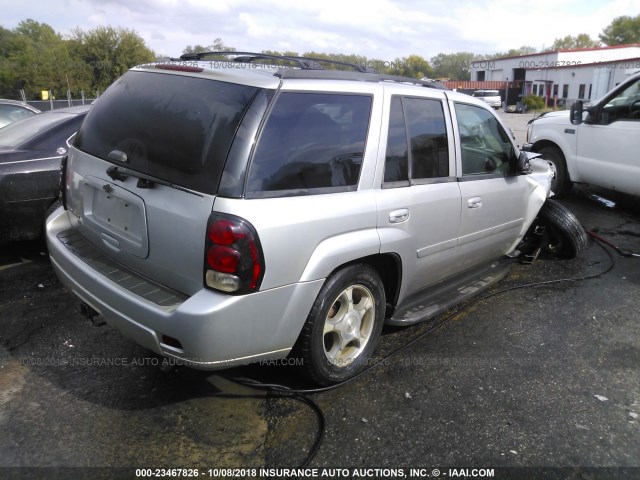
[1, 130, 639, 479]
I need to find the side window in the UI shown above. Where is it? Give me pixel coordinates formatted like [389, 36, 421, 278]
[383, 97, 409, 183]
[383, 96, 449, 186]
[246, 92, 371, 195]
[454, 103, 516, 176]
[600, 78, 640, 124]
[403, 98, 449, 180]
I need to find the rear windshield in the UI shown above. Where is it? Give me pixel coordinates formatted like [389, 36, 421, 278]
[74, 70, 259, 194]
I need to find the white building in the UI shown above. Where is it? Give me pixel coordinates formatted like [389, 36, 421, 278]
[470, 44, 640, 105]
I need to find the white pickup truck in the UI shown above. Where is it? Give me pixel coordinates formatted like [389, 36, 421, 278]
[524, 71, 640, 197]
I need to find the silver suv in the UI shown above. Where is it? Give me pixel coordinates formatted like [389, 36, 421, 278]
[46, 53, 586, 385]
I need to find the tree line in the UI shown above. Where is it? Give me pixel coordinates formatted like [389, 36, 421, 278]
[1, 14, 638, 100]
[0, 19, 154, 100]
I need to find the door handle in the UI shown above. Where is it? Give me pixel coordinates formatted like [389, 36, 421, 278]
[467, 197, 483, 209]
[389, 208, 410, 223]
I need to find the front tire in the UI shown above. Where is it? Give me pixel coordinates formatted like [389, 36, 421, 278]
[293, 264, 386, 386]
[537, 199, 588, 258]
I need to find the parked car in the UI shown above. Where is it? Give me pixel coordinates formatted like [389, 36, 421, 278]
[46, 54, 586, 385]
[516, 94, 528, 113]
[506, 94, 528, 114]
[525, 71, 640, 197]
[0, 99, 41, 128]
[472, 89, 502, 109]
[0, 105, 90, 244]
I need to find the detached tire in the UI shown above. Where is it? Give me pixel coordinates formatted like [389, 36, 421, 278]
[293, 264, 385, 386]
[539, 146, 570, 197]
[538, 199, 588, 258]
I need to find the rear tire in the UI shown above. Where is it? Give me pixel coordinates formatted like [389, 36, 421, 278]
[293, 264, 385, 386]
[539, 146, 570, 197]
[537, 199, 588, 258]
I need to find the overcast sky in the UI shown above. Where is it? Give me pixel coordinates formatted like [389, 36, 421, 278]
[1, 0, 638, 60]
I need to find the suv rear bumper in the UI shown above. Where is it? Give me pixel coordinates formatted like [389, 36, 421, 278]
[46, 208, 323, 369]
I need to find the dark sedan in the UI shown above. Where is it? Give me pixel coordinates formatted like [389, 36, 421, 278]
[0, 105, 90, 244]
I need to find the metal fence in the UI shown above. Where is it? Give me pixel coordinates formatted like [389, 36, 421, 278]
[25, 98, 95, 111]
[18, 88, 97, 112]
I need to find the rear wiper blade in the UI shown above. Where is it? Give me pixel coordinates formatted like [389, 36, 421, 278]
[105, 165, 203, 197]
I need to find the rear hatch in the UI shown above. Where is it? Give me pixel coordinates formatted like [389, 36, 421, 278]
[64, 67, 274, 295]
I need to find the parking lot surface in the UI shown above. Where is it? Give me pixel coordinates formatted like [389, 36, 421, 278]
[496, 109, 539, 147]
[1, 111, 639, 477]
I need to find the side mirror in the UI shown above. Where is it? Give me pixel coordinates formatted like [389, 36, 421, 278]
[512, 150, 531, 174]
[570, 100, 583, 125]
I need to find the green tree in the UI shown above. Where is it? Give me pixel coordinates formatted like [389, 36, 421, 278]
[303, 51, 369, 70]
[493, 46, 537, 58]
[183, 37, 236, 55]
[261, 49, 300, 57]
[599, 14, 640, 45]
[430, 52, 479, 80]
[71, 26, 154, 92]
[385, 54, 433, 79]
[523, 95, 545, 111]
[1, 19, 89, 99]
[0, 25, 14, 57]
[0, 26, 16, 96]
[551, 34, 600, 50]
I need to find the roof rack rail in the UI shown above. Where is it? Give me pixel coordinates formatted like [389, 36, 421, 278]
[377, 74, 448, 90]
[273, 69, 448, 90]
[179, 51, 376, 73]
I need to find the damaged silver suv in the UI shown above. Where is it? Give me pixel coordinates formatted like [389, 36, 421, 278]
[46, 52, 586, 385]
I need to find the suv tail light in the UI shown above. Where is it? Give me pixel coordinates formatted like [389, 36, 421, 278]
[204, 213, 265, 294]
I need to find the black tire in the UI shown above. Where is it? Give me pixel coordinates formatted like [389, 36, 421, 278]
[539, 146, 570, 197]
[537, 199, 588, 258]
[292, 264, 386, 386]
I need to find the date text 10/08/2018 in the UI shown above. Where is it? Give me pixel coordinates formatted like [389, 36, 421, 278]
[135, 467, 496, 478]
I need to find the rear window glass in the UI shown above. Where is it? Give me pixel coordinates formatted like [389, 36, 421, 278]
[246, 92, 372, 196]
[74, 70, 259, 195]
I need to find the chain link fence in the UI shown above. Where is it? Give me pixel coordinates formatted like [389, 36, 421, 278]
[17, 89, 98, 112]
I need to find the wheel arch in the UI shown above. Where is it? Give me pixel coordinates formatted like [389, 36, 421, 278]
[336, 253, 402, 319]
[307, 251, 403, 321]
[532, 139, 575, 181]
[298, 228, 403, 318]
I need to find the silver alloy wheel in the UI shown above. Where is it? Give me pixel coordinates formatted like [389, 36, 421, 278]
[546, 159, 558, 191]
[322, 284, 375, 368]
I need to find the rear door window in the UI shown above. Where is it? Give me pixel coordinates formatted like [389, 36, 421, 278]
[246, 92, 372, 197]
[74, 71, 259, 195]
[383, 96, 449, 187]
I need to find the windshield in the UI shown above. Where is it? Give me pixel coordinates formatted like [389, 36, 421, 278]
[75, 70, 260, 195]
[0, 112, 75, 148]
